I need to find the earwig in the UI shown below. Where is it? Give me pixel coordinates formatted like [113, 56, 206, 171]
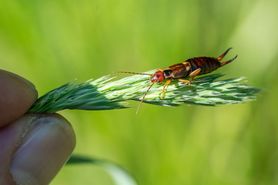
[120, 48, 237, 112]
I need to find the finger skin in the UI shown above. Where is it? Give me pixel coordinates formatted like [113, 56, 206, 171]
[0, 69, 38, 127]
[0, 114, 76, 185]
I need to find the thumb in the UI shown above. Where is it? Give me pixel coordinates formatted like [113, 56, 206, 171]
[0, 114, 76, 185]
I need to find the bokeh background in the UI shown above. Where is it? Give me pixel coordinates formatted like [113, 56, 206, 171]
[1, 0, 278, 184]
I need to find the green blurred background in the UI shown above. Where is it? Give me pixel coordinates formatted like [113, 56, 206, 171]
[1, 0, 278, 184]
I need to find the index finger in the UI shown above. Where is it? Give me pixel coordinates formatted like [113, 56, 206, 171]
[0, 69, 38, 127]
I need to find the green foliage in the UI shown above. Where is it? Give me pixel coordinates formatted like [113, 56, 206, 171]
[1, 0, 278, 184]
[68, 155, 137, 185]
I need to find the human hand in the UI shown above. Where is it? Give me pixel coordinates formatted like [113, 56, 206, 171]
[0, 69, 76, 185]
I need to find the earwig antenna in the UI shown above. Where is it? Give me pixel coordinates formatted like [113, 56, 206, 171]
[118, 71, 152, 76]
[136, 82, 155, 114]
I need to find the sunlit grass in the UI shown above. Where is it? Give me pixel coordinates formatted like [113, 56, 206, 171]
[29, 73, 259, 113]
[1, 0, 278, 185]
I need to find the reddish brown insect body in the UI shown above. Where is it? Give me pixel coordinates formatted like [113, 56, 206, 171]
[120, 48, 237, 112]
[150, 47, 237, 84]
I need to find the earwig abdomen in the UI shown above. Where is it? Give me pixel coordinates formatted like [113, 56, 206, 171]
[187, 57, 221, 75]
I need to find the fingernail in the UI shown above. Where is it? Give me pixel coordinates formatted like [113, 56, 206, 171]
[0, 70, 38, 126]
[1, 69, 37, 94]
[10, 115, 75, 185]
[8, 72, 38, 94]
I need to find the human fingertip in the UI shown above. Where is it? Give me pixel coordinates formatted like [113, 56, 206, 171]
[10, 114, 76, 185]
[0, 69, 38, 127]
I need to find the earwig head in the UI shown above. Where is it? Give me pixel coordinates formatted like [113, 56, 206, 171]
[151, 70, 165, 83]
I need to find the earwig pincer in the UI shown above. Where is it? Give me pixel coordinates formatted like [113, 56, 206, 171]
[120, 48, 237, 110]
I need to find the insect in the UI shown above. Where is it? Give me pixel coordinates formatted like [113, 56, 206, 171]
[121, 48, 237, 111]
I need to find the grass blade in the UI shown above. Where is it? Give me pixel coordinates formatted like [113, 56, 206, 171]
[67, 155, 137, 185]
[29, 73, 260, 113]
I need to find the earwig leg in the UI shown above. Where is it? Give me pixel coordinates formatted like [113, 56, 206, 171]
[179, 68, 201, 85]
[179, 79, 191, 85]
[217, 47, 232, 61]
[188, 68, 201, 82]
[160, 79, 172, 99]
[189, 68, 201, 78]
